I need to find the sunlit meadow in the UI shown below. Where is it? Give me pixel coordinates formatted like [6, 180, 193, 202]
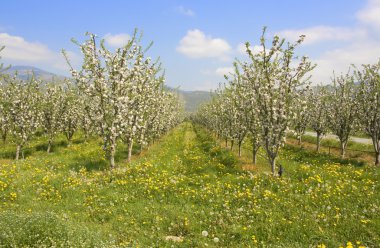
[0, 122, 378, 247]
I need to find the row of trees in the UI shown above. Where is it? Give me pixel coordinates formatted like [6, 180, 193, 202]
[0, 32, 183, 169]
[194, 28, 380, 175]
[289, 68, 379, 165]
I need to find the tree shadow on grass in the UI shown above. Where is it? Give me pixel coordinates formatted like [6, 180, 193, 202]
[68, 144, 143, 172]
[0, 146, 33, 160]
[35, 140, 68, 152]
[0, 149, 16, 159]
[81, 159, 109, 171]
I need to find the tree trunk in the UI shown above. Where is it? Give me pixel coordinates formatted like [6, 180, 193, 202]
[252, 142, 259, 164]
[16, 144, 21, 160]
[66, 131, 74, 147]
[47, 139, 52, 153]
[230, 140, 234, 150]
[109, 151, 115, 169]
[252, 147, 257, 164]
[270, 157, 276, 176]
[225, 138, 228, 147]
[298, 135, 302, 145]
[1, 131, 7, 144]
[127, 140, 134, 163]
[238, 141, 242, 157]
[316, 133, 321, 152]
[340, 141, 347, 159]
[109, 138, 116, 169]
[372, 137, 379, 166]
[84, 131, 89, 143]
[375, 151, 380, 166]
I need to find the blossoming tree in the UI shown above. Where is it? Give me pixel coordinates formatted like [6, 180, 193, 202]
[6, 75, 41, 159]
[242, 28, 315, 175]
[308, 86, 330, 152]
[292, 88, 311, 145]
[328, 72, 358, 159]
[64, 31, 182, 168]
[355, 60, 380, 165]
[41, 84, 66, 152]
[0, 46, 11, 143]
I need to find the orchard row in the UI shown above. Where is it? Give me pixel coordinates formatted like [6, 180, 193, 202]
[0, 32, 183, 168]
[193, 28, 380, 174]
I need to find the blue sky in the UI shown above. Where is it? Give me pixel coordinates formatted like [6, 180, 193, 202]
[1, 0, 379, 90]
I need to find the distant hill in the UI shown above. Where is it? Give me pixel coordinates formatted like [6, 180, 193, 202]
[4, 65, 66, 81]
[2, 65, 212, 112]
[180, 90, 212, 112]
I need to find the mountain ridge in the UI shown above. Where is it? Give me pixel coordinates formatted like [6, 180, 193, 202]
[4, 65, 66, 81]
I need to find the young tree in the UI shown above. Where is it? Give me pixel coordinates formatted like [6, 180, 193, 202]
[64, 31, 167, 168]
[119, 56, 163, 162]
[227, 87, 248, 156]
[0, 46, 11, 143]
[328, 72, 358, 159]
[6, 76, 41, 159]
[61, 84, 81, 146]
[293, 88, 311, 145]
[309, 86, 330, 152]
[79, 97, 94, 143]
[218, 89, 239, 150]
[0, 84, 10, 143]
[230, 62, 262, 164]
[41, 84, 65, 152]
[242, 27, 315, 175]
[226, 65, 249, 157]
[212, 89, 231, 147]
[355, 60, 380, 165]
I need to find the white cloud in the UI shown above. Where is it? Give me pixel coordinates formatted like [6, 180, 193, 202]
[312, 40, 380, 84]
[0, 33, 56, 62]
[104, 33, 130, 48]
[215, 66, 234, 76]
[176, 6, 195, 16]
[271, 0, 380, 85]
[177, 29, 231, 60]
[276, 26, 366, 45]
[357, 0, 380, 30]
[237, 43, 263, 55]
[0, 32, 80, 74]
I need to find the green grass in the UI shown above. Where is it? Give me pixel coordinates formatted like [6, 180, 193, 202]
[286, 132, 374, 153]
[0, 123, 379, 247]
[298, 134, 374, 153]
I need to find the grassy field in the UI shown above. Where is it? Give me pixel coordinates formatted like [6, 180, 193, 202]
[0, 123, 379, 247]
[284, 134, 376, 166]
